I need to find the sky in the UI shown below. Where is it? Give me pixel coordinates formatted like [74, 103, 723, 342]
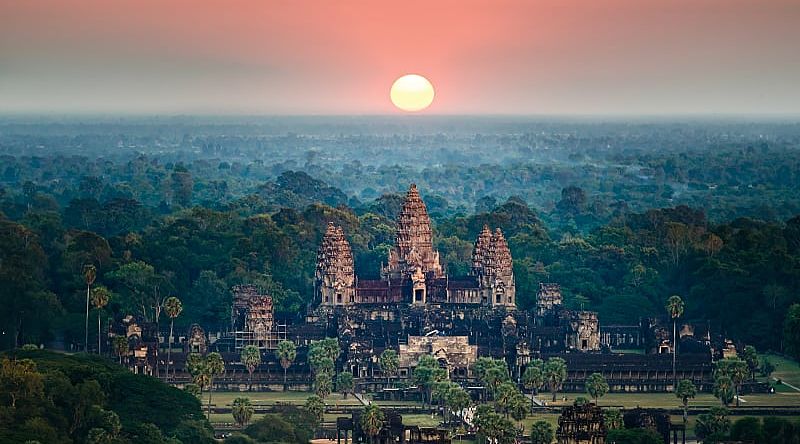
[1, 0, 799, 115]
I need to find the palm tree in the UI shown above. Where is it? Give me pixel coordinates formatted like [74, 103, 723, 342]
[304, 395, 325, 427]
[522, 364, 543, 411]
[666, 295, 685, 389]
[240, 345, 261, 390]
[360, 404, 385, 444]
[585, 373, 609, 405]
[675, 379, 696, 425]
[276, 340, 296, 391]
[83, 264, 97, 352]
[232, 397, 254, 428]
[163, 296, 183, 380]
[90, 286, 110, 354]
[112, 336, 128, 364]
[543, 357, 567, 402]
[204, 353, 225, 419]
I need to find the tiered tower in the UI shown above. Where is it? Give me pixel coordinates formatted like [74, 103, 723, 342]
[316, 222, 355, 306]
[386, 184, 443, 280]
[471, 225, 515, 307]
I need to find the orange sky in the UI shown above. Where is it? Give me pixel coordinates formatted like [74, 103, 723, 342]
[1, 0, 799, 114]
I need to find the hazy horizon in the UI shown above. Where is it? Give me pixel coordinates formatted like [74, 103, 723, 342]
[2, 0, 800, 115]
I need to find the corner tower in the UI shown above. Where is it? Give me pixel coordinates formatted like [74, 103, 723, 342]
[386, 184, 443, 280]
[471, 226, 515, 307]
[315, 222, 355, 306]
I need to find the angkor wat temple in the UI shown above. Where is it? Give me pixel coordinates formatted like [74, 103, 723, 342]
[115, 184, 724, 393]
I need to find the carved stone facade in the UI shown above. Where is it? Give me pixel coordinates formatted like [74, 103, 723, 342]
[316, 184, 515, 308]
[568, 311, 600, 351]
[386, 184, 443, 279]
[536, 283, 563, 315]
[315, 223, 356, 306]
[185, 323, 208, 354]
[231, 284, 285, 350]
[556, 403, 607, 444]
[398, 335, 477, 378]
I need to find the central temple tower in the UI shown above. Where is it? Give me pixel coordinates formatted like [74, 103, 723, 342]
[385, 184, 443, 280]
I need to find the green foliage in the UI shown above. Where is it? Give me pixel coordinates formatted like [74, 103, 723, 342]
[314, 372, 333, 399]
[473, 405, 517, 444]
[335, 372, 354, 397]
[360, 405, 385, 442]
[729, 416, 765, 443]
[529, 420, 554, 444]
[303, 395, 325, 425]
[543, 357, 567, 402]
[585, 373, 609, 403]
[244, 406, 316, 444]
[0, 350, 206, 444]
[606, 428, 663, 444]
[604, 409, 623, 430]
[695, 406, 731, 441]
[232, 397, 254, 428]
[785, 304, 800, 360]
[379, 349, 399, 382]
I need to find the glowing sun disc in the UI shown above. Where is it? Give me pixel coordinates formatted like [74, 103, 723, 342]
[390, 74, 435, 112]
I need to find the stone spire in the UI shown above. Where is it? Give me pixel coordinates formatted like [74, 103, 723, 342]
[316, 222, 355, 305]
[386, 184, 443, 279]
[472, 224, 493, 275]
[491, 228, 513, 279]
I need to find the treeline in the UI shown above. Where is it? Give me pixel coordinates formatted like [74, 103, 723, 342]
[2, 164, 800, 354]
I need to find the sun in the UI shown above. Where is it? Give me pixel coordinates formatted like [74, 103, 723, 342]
[390, 74, 435, 112]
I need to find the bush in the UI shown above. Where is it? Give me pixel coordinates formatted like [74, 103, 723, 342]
[606, 428, 663, 444]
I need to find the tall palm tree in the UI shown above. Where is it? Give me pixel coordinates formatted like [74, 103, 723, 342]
[666, 295, 685, 389]
[276, 340, 297, 391]
[90, 286, 110, 354]
[83, 264, 97, 352]
[112, 336, 129, 364]
[240, 345, 261, 390]
[204, 352, 225, 419]
[163, 296, 183, 380]
[360, 404, 385, 444]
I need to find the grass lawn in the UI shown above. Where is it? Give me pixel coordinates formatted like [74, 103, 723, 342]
[400, 414, 443, 428]
[544, 391, 800, 409]
[209, 391, 363, 407]
[763, 353, 800, 389]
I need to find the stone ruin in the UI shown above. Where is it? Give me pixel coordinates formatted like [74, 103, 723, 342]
[556, 402, 607, 444]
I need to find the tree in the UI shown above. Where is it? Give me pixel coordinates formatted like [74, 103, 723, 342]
[304, 395, 325, 426]
[675, 379, 696, 425]
[606, 428, 663, 444]
[742, 345, 759, 381]
[83, 264, 97, 352]
[529, 420, 555, 444]
[163, 296, 182, 381]
[474, 406, 517, 444]
[716, 358, 749, 407]
[314, 372, 333, 399]
[232, 397, 254, 428]
[240, 345, 261, 391]
[413, 355, 447, 408]
[204, 353, 225, 419]
[760, 358, 776, 377]
[508, 393, 530, 427]
[785, 304, 800, 360]
[445, 386, 471, 421]
[495, 382, 518, 418]
[522, 361, 544, 411]
[276, 340, 296, 391]
[713, 375, 735, 406]
[730, 416, 765, 444]
[379, 349, 399, 387]
[666, 295, 684, 389]
[0, 357, 43, 408]
[112, 336, 128, 364]
[604, 409, 623, 430]
[543, 357, 567, 402]
[90, 286, 110, 354]
[695, 407, 731, 441]
[360, 405, 385, 444]
[585, 373, 609, 404]
[335, 372, 354, 399]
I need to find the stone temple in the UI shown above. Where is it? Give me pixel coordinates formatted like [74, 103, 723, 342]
[316, 184, 515, 308]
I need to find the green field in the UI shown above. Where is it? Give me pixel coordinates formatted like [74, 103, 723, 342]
[764, 353, 800, 389]
[208, 391, 364, 407]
